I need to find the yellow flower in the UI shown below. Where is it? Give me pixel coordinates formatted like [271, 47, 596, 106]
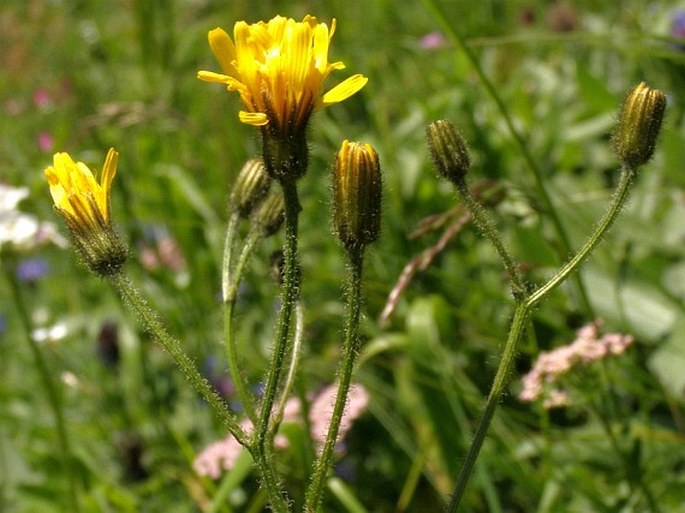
[198, 15, 368, 133]
[45, 148, 127, 276]
[45, 148, 118, 232]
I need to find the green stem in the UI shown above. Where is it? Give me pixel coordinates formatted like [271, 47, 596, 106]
[446, 303, 529, 512]
[224, 227, 263, 424]
[270, 300, 305, 439]
[109, 272, 248, 445]
[454, 178, 526, 299]
[112, 271, 291, 509]
[222, 212, 240, 303]
[304, 244, 364, 513]
[422, 0, 594, 315]
[447, 165, 638, 511]
[4, 268, 81, 513]
[253, 178, 300, 512]
[527, 166, 636, 306]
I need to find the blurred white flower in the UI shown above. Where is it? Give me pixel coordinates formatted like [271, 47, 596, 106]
[61, 371, 80, 389]
[0, 184, 66, 251]
[31, 322, 68, 343]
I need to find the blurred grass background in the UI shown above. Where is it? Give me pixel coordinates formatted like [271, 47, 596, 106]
[2, 0, 685, 511]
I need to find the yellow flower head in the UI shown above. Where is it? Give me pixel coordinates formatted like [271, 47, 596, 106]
[198, 15, 368, 133]
[45, 148, 127, 275]
[45, 148, 118, 232]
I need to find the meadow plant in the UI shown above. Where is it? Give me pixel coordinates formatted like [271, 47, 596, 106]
[30, 8, 670, 513]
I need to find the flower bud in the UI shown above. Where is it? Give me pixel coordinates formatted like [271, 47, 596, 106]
[332, 140, 382, 250]
[251, 191, 285, 237]
[612, 82, 666, 168]
[426, 119, 471, 184]
[230, 157, 272, 217]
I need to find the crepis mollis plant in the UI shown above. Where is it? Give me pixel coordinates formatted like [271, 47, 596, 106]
[426, 81, 667, 512]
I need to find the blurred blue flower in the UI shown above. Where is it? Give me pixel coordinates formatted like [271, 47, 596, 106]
[673, 11, 685, 38]
[251, 381, 265, 399]
[16, 258, 49, 282]
[0, 314, 6, 336]
[203, 356, 236, 398]
[335, 457, 357, 481]
[672, 11, 685, 49]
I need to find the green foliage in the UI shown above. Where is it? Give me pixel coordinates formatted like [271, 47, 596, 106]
[1, 0, 685, 511]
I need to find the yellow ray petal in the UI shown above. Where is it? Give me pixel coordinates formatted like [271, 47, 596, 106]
[239, 111, 269, 126]
[208, 28, 237, 76]
[322, 74, 368, 106]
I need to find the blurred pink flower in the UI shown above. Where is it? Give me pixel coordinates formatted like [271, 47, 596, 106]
[309, 384, 370, 454]
[519, 320, 634, 408]
[193, 419, 252, 479]
[193, 383, 370, 478]
[33, 88, 52, 109]
[419, 31, 447, 50]
[194, 396, 301, 478]
[38, 132, 54, 153]
[139, 225, 187, 273]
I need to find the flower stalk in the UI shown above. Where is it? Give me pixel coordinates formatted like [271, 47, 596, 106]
[445, 82, 666, 510]
[427, 119, 526, 299]
[422, 0, 595, 314]
[304, 140, 381, 511]
[304, 243, 364, 513]
[224, 190, 286, 424]
[222, 160, 278, 425]
[255, 177, 301, 458]
[446, 163, 645, 512]
[109, 272, 248, 444]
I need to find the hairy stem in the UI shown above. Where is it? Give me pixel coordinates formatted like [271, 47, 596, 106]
[422, 0, 594, 316]
[447, 165, 639, 511]
[224, 226, 263, 424]
[253, 178, 301, 512]
[109, 272, 248, 443]
[454, 177, 526, 299]
[304, 244, 365, 512]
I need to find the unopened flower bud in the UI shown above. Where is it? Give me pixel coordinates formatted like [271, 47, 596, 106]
[251, 191, 285, 237]
[230, 157, 272, 217]
[612, 82, 666, 168]
[426, 119, 471, 184]
[332, 140, 382, 250]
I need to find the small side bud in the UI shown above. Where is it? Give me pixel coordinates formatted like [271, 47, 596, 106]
[251, 191, 285, 237]
[612, 82, 667, 168]
[426, 119, 471, 184]
[332, 140, 382, 250]
[230, 157, 272, 217]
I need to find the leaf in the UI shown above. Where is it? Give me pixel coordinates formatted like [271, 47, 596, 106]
[648, 318, 685, 397]
[585, 266, 679, 342]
